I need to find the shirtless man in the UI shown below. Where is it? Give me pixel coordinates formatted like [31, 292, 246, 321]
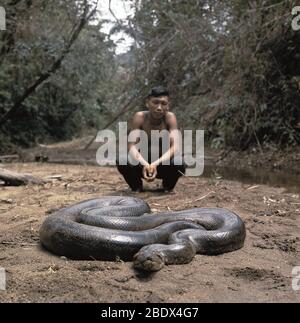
[117, 86, 186, 192]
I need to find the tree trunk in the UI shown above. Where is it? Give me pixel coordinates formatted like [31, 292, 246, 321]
[0, 168, 44, 186]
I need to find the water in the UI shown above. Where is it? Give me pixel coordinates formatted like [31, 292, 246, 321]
[202, 165, 300, 194]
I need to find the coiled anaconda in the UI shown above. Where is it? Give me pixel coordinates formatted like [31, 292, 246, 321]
[39, 196, 246, 271]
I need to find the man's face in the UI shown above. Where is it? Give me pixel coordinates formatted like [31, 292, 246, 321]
[146, 96, 170, 119]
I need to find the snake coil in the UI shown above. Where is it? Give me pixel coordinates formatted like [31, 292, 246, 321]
[40, 196, 246, 271]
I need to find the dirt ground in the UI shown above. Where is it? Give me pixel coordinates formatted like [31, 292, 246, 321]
[0, 160, 299, 303]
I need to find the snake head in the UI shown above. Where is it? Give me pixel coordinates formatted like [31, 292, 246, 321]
[133, 247, 165, 272]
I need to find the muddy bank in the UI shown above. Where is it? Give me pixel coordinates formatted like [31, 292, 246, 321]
[12, 137, 300, 176]
[13, 140, 300, 195]
[218, 146, 300, 176]
[0, 163, 299, 303]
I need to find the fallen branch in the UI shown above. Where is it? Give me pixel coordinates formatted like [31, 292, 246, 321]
[193, 191, 216, 202]
[182, 191, 216, 206]
[247, 185, 260, 190]
[0, 168, 44, 186]
[0, 154, 19, 162]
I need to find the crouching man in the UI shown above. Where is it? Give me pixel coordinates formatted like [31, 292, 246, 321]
[117, 86, 186, 192]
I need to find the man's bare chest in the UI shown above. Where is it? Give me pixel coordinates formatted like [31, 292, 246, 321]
[141, 120, 168, 136]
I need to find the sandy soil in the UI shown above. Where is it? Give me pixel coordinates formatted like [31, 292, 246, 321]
[0, 161, 299, 303]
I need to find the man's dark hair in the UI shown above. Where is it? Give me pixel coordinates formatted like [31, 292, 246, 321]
[147, 86, 169, 99]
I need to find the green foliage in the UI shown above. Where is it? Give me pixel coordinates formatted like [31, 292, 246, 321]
[210, 1, 300, 148]
[0, 0, 122, 152]
[1, 0, 299, 152]
[117, 0, 300, 149]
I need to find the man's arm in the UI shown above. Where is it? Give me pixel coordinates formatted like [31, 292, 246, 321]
[152, 112, 180, 167]
[128, 112, 149, 167]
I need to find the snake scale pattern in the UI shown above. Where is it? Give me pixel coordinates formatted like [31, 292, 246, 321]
[39, 196, 246, 271]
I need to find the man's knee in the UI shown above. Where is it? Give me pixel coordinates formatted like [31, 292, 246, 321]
[116, 155, 128, 166]
[116, 156, 143, 167]
[116, 157, 130, 174]
[116, 163, 128, 175]
[157, 163, 185, 180]
[116, 159, 143, 177]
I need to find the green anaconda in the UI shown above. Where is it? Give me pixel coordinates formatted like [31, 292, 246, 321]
[39, 196, 246, 271]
